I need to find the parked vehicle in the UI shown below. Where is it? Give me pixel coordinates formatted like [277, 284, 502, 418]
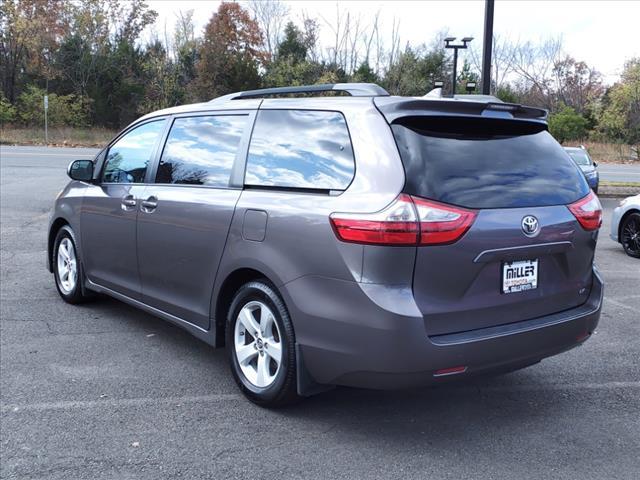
[564, 146, 599, 193]
[610, 193, 640, 258]
[48, 83, 603, 407]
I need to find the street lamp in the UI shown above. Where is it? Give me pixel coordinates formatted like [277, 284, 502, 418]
[444, 36, 473, 95]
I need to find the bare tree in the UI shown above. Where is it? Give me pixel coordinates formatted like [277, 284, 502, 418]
[511, 37, 562, 89]
[174, 9, 196, 53]
[469, 34, 518, 93]
[249, 0, 289, 59]
[363, 11, 380, 66]
[386, 17, 401, 73]
[300, 14, 320, 63]
[551, 55, 603, 113]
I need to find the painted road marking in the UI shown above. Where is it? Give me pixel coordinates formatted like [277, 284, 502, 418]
[1, 152, 95, 157]
[2, 382, 639, 413]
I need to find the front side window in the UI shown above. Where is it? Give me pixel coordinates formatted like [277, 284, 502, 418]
[245, 109, 355, 190]
[156, 115, 248, 187]
[102, 120, 164, 183]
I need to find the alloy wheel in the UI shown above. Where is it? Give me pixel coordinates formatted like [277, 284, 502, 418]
[621, 214, 640, 256]
[233, 301, 283, 388]
[56, 237, 77, 293]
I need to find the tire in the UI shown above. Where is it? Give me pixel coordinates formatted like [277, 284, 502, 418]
[620, 212, 640, 259]
[226, 280, 300, 407]
[52, 226, 91, 304]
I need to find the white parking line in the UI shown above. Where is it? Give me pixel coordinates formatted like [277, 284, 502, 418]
[605, 298, 639, 312]
[599, 170, 640, 176]
[2, 393, 243, 413]
[3, 382, 639, 413]
[1, 152, 94, 157]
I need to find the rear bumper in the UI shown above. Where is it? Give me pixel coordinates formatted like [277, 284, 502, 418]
[284, 268, 603, 390]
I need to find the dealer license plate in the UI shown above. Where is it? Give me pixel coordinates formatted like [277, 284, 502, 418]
[502, 259, 538, 294]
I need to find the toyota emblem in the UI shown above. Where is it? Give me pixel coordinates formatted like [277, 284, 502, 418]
[522, 215, 540, 237]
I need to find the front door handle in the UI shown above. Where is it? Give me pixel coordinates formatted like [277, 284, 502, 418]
[140, 196, 158, 213]
[121, 194, 136, 210]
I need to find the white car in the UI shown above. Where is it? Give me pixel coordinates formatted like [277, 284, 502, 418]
[610, 194, 640, 258]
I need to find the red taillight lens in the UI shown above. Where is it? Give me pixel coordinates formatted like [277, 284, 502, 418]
[330, 194, 418, 245]
[330, 194, 476, 246]
[412, 197, 477, 245]
[568, 191, 602, 231]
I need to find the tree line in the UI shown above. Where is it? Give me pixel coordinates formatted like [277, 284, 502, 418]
[0, 0, 638, 147]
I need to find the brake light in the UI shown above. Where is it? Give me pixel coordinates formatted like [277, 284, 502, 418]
[330, 194, 418, 245]
[568, 191, 602, 231]
[330, 195, 476, 246]
[412, 197, 477, 245]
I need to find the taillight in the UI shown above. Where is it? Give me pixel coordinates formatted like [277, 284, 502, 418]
[568, 191, 602, 231]
[330, 194, 418, 245]
[412, 197, 477, 245]
[330, 195, 476, 246]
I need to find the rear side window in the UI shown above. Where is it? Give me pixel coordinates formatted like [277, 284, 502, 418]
[245, 109, 355, 191]
[157, 115, 247, 187]
[392, 117, 590, 209]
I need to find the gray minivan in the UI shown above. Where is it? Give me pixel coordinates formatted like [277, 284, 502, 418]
[48, 83, 603, 407]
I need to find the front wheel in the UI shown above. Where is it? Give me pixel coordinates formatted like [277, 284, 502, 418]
[226, 281, 300, 407]
[621, 212, 640, 258]
[53, 226, 91, 303]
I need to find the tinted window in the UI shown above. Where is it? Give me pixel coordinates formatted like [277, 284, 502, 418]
[157, 115, 247, 187]
[102, 120, 164, 183]
[245, 110, 354, 190]
[392, 117, 590, 209]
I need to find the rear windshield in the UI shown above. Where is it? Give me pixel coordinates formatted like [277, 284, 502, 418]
[566, 150, 591, 166]
[392, 117, 589, 209]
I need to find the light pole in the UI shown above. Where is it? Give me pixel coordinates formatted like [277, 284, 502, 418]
[481, 0, 495, 95]
[444, 36, 473, 95]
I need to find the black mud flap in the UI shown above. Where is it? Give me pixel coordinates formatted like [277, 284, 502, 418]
[296, 344, 334, 397]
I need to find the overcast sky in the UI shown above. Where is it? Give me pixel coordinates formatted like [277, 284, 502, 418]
[146, 0, 640, 84]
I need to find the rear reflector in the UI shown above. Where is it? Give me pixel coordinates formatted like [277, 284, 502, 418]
[434, 366, 468, 377]
[330, 195, 476, 246]
[576, 331, 591, 342]
[568, 191, 602, 231]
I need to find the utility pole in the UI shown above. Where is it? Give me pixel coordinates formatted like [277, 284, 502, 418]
[481, 0, 495, 95]
[44, 78, 49, 145]
[444, 37, 473, 95]
[44, 94, 48, 145]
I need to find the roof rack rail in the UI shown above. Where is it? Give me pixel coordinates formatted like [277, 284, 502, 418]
[210, 83, 389, 102]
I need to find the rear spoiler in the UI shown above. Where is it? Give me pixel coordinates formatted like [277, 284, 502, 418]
[374, 97, 548, 124]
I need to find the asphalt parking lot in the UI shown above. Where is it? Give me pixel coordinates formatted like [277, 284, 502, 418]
[1, 146, 639, 480]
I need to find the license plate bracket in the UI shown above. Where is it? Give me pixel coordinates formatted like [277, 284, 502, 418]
[502, 259, 538, 294]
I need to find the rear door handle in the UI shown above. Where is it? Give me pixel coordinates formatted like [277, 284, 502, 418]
[140, 196, 158, 213]
[121, 194, 137, 210]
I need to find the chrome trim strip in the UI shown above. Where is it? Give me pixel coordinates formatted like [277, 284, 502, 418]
[473, 241, 573, 263]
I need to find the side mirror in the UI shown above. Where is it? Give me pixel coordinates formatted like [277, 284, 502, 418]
[67, 159, 94, 182]
[592, 161, 598, 167]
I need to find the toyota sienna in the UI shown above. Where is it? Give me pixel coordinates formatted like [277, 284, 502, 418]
[48, 83, 604, 406]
